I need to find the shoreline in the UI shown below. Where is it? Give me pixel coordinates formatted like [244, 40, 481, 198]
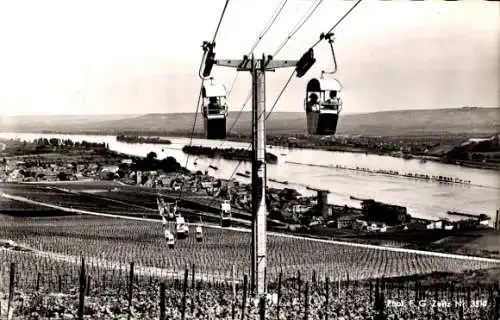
[1, 129, 498, 172]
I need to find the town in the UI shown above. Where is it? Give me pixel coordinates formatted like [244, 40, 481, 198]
[2, 136, 498, 243]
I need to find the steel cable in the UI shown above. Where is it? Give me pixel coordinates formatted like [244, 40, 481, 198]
[177, 0, 232, 201]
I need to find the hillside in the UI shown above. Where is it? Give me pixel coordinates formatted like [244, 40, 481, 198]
[0, 114, 142, 132]
[1, 107, 498, 137]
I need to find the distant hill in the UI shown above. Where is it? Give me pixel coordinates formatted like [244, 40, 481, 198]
[1, 107, 498, 137]
[0, 114, 142, 132]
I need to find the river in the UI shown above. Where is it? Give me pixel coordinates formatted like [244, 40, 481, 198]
[1, 132, 499, 222]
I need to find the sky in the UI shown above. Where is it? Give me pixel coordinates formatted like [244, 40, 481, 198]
[0, 0, 498, 116]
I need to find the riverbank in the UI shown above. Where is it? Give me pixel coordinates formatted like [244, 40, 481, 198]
[286, 161, 474, 186]
[116, 135, 171, 144]
[182, 145, 278, 164]
[9, 129, 498, 171]
[2, 131, 498, 221]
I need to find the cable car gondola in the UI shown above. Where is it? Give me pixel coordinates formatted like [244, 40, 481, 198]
[175, 215, 189, 239]
[297, 32, 343, 136]
[164, 228, 175, 248]
[195, 225, 203, 242]
[304, 77, 342, 135]
[201, 78, 228, 140]
[221, 199, 232, 227]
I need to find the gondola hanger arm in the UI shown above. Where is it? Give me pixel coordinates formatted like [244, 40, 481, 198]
[200, 41, 216, 80]
[320, 32, 337, 77]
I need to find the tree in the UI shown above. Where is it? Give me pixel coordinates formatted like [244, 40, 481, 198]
[117, 169, 126, 178]
[146, 151, 157, 161]
[57, 172, 68, 181]
[160, 156, 180, 173]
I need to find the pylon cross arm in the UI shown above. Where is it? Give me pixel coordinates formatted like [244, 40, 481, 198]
[215, 59, 298, 71]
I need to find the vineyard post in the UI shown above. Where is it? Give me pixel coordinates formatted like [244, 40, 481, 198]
[127, 263, 135, 318]
[58, 274, 62, 292]
[298, 271, 302, 304]
[494, 295, 499, 320]
[434, 284, 439, 302]
[264, 267, 267, 293]
[304, 282, 309, 320]
[338, 275, 340, 299]
[191, 264, 196, 315]
[78, 257, 86, 320]
[181, 268, 188, 320]
[86, 275, 91, 296]
[191, 263, 195, 289]
[7, 262, 15, 317]
[369, 281, 373, 304]
[231, 265, 236, 320]
[325, 276, 329, 320]
[405, 282, 409, 300]
[259, 295, 266, 320]
[276, 272, 282, 319]
[241, 275, 248, 320]
[159, 282, 166, 320]
[36, 272, 41, 291]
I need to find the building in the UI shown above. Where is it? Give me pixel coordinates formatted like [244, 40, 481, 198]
[316, 190, 330, 219]
[101, 165, 119, 173]
[335, 212, 364, 229]
[361, 200, 409, 225]
[495, 210, 500, 230]
[426, 219, 454, 230]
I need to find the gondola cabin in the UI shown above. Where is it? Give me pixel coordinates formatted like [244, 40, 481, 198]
[201, 79, 228, 139]
[195, 225, 203, 242]
[304, 78, 342, 135]
[175, 216, 189, 239]
[164, 229, 175, 248]
[221, 200, 232, 227]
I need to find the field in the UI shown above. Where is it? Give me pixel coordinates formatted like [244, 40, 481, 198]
[1, 181, 499, 283]
[2, 107, 498, 137]
[1, 215, 500, 319]
[1, 181, 500, 319]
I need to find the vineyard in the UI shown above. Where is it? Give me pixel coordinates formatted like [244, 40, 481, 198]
[1, 229, 499, 319]
[2, 216, 499, 282]
[1, 183, 500, 318]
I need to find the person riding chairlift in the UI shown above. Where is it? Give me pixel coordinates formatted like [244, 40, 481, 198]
[207, 97, 220, 114]
[306, 93, 320, 112]
[323, 91, 341, 110]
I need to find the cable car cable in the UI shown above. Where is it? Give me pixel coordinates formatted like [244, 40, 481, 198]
[218, 0, 317, 142]
[272, 0, 324, 56]
[203, 0, 319, 200]
[203, 0, 362, 222]
[309, 0, 363, 50]
[248, 0, 288, 55]
[265, 70, 296, 120]
[212, 0, 231, 43]
[267, 0, 364, 121]
[226, 0, 289, 98]
[226, 0, 288, 97]
[177, 0, 232, 202]
[204, 0, 290, 172]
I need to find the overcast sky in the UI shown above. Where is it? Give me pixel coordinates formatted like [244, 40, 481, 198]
[0, 0, 498, 116]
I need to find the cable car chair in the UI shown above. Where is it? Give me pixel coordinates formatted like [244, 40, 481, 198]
[302, 33, 343, 135]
